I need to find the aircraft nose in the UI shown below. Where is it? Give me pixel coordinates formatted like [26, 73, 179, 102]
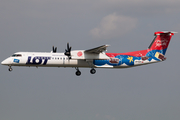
[1, 58, 11, 65]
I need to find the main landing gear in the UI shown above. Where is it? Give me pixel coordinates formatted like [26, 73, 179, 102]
[8, 66, 13, 72]
[75, 60, 96, 76]
[75, 67, 81, 76]
[75, 67, 96, 76]
[90, 68, 96, 74]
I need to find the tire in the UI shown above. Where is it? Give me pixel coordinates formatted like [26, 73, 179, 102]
[76, 70, 81, 76]
[90, 69, 96, 74]
[8, 68, 13, 72]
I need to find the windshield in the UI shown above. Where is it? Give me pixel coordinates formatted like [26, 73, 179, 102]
[11, 54, 22, 57]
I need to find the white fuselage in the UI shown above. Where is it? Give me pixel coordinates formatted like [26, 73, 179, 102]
[1, 52, 93, 68]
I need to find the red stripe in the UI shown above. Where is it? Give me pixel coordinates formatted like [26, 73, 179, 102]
[106, 49, 148, 57]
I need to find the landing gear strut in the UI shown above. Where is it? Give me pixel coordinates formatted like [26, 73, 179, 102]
[8, 66, 13, 72]
[75, 67, 81, 76]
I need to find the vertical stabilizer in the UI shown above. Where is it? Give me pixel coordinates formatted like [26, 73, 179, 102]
[148, 31, 176, 55]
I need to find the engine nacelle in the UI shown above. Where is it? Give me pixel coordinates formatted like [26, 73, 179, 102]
[71, 50, 109, 60]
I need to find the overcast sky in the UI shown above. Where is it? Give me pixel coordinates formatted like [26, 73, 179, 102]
[1, 0, 180, 120]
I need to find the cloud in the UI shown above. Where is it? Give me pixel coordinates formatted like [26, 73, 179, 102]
[90, 13, 138, 39]
[92, 0, 180, 17]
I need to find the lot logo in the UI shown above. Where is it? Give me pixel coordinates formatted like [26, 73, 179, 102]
[26, 56, 51, 65]
[13, 59, 20, 63]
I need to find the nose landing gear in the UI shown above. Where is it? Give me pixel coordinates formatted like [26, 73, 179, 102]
[8, 66, 13, 72]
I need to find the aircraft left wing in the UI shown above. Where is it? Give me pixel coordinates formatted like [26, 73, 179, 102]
[84, 45, 110, 54]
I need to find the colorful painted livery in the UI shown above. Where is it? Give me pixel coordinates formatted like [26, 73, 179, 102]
[1, 31, 176, 76]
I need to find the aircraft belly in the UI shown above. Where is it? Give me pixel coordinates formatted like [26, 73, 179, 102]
[47, 59, 89, 67]
[76, 60, 89, 67]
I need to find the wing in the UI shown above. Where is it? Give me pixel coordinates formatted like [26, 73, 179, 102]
[84, 45, 110, 54]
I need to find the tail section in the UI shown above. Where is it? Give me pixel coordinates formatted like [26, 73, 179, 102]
[106, 31, 176, 61]
[148, 31, 176, 55]
[103, 31, 177, 68]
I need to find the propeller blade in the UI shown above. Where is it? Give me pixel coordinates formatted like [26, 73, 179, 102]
[52, 46, 57, 53]
[64, 43, 72, 59]
[67, 43, 69, 50]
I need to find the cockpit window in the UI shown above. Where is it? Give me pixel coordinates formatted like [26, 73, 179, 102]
[11, 54, 22, 57]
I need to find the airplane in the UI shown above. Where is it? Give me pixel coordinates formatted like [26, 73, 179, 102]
[1, 31, 176, 76]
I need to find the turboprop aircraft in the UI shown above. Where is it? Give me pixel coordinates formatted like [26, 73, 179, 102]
[1, 31, 176, 76]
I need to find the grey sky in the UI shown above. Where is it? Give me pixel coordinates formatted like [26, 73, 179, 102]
[1, 0, 180, 120]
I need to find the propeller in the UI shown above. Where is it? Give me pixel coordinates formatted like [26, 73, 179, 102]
[64, 43, 72, 59]
[52, 46, 57, 53]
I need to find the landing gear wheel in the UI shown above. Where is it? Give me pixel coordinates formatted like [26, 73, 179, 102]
[90, 68, 96, 74]
[76, 70, 81, 76]
[8, 67, 13, 72]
